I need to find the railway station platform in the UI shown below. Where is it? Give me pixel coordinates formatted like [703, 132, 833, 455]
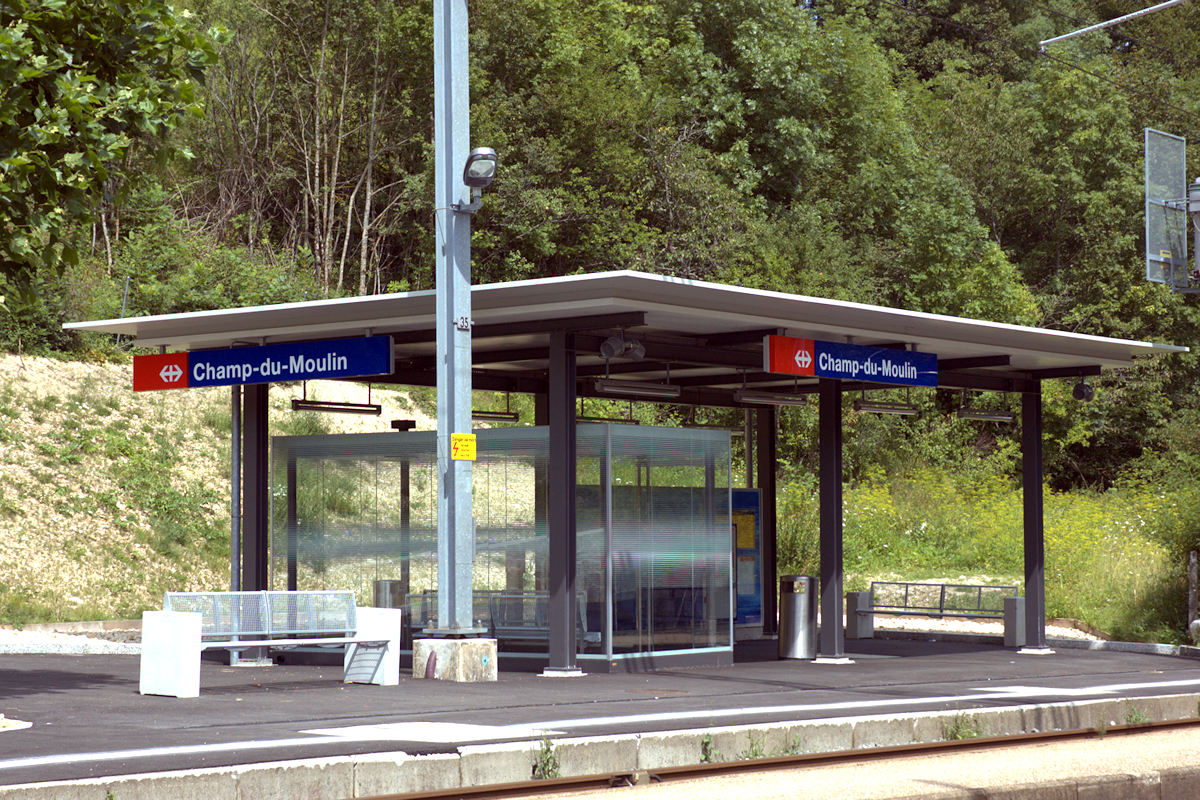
[2, 635, 1200, 798]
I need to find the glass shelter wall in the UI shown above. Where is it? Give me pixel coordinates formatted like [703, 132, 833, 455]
[270, 424, 732, 662]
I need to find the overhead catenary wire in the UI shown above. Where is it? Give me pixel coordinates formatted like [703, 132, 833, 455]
[870, 0, 1200, 128]
[1039, 0, 1190, 49]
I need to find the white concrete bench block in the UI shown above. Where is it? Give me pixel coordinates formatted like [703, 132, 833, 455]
[345, 607, 402, 686]
[140, 610, 202, 698]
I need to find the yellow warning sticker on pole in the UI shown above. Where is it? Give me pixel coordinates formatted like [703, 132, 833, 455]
[450, 433, 477, 461]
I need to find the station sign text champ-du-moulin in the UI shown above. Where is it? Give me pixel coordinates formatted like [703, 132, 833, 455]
[132, 336, 395, 391]
[763, 335, 937, 387]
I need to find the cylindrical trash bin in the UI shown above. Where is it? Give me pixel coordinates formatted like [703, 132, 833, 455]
[778, 575, 817, 659]
[374, 579, 406, 608]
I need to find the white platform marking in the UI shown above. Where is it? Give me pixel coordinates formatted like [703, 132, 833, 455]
[2, 675, 1199, 771]
[302, 721, 557, 743]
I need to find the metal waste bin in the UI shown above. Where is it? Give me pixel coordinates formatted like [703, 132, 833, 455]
[778, 575, 817, 659]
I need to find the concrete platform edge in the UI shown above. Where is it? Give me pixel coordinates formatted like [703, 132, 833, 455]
[2, 693, 1197, 799]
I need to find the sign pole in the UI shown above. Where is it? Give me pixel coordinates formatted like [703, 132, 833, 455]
[433, 0, 475, 633]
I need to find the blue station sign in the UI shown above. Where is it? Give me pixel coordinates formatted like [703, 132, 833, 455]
[134, 335, 394, 391]
[764, 335, 937, 387]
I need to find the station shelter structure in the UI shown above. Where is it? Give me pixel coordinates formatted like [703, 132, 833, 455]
[67, 271, 1186, 672]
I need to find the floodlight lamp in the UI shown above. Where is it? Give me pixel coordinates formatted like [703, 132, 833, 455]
[852, 399, 918, 416]
[957, 408, 1014, 422]
[734, 389, 809, 407]
[599, 334, 645, 361]
[463, 147, 498, 188]
[1072, 381, 1095, 402]
[594, 378, 681, 399]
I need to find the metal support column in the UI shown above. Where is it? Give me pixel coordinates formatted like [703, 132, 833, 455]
[818, 379, 845, 658]
[534, 393, 549, 591]
[1022, 383, 1048, 649]
[230, 385, 241, 592]
[546, 332, 580, 674]
[756, 406, 778, 635]
[433, 0, 476, 634]
[242, 383, 269, 592]
[286, 453, 298, 591]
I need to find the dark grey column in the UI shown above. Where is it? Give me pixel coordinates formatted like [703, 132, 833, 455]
[756, 407, 778, 635]
[818, 379, 844, 658]
[286, 453, 297, 591]
[534, 393, 549, 591]
[242, 383, 270, 592]
[546, 332, 578, 672]
[1022, 384, 1047, 649]
[401, 459, 411, 597]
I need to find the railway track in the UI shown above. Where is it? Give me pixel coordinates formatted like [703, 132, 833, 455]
[358, 716, 1200, 800]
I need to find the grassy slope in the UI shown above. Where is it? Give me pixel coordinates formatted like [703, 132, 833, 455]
[0, 352, 429, 625]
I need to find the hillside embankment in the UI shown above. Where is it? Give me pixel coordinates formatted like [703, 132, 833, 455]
[0, 352, 428, 624]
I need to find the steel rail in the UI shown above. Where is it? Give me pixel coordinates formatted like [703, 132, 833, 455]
[356, 716, 1200, 800]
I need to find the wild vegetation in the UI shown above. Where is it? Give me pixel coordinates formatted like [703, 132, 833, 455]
[4, 0, 1200, 640]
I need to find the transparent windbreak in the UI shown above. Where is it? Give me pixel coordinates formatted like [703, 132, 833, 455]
[270, 424, 732, 658]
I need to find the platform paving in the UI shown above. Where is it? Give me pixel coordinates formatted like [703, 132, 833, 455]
[2, 637, 1200, 796]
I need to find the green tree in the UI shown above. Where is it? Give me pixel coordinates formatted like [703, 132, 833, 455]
[0, 0, 218, 304]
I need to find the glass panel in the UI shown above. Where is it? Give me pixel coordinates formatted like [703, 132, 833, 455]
[270, 423, 732, 659]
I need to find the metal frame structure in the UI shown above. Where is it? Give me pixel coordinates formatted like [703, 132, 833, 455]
[66, 271, 1186, 666]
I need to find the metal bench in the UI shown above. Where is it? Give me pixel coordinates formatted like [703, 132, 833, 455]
[847, 581, 1024, 645]
[139, 590, 401, 697]
[407, 589, 601, 650]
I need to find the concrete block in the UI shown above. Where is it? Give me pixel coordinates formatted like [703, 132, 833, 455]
[1139, 693, 1200, 722]
[1022, 702, 1085, 733]
[777, 720, 854, 755]
[353, 752, 461, 796]
[753, 722, 797, 756]
[458, 740, 537, 786]
[1158, 764, 1200, 798]
[845, 591, 874, 640]
[345, 607, 402, 686]
[706, 727, 759, 762]
[984, 779, 1078, 800]
[1076, 773, 1160, 800]
[637, 730, 709, 769]
[412, 638, 498, 683]
[0, 770, 239, 800]
[1004, 596, 1025, 648]
[554, 734, 638, 777]
[852, 716, 916, 748]
[140, 609, 202, 697]
[235, 758, 353, 800]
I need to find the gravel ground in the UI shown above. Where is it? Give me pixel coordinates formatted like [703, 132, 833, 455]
[0, 627, 140, 655]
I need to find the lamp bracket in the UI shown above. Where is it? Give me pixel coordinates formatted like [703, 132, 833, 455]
[451, 188, 484, 214]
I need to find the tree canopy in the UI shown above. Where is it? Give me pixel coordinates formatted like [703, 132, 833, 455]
[8, 0, 1200, 492]
[0, 0, 218, 304]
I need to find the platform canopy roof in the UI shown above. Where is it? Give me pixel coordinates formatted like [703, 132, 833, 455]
[66, 271, 1187, 405]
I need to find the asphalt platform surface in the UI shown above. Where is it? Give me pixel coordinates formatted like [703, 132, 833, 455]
[3, 638, 1200, 787]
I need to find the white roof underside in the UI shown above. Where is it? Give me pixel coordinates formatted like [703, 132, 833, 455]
[65, 271, 1185, 374]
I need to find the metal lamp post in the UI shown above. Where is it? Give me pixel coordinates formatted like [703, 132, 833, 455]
[432, 0, 493, 634]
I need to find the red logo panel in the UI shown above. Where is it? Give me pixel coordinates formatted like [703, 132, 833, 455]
[763, 335, 815, 376]
[133, 352, 190, 391]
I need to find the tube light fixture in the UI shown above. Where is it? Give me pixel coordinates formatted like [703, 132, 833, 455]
[956, 408, 1014, 422]
[577, 415, 641, 425]
[734, 389, 809, 407]
[292, 399, 382, 415]
[594, 378, 681, 399]
[852, 400, 918, 416]
[471, 409, 520, 422]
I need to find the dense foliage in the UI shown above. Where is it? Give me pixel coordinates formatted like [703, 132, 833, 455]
[7, 2, 1200, 523]
[0, 0, 219, 304]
